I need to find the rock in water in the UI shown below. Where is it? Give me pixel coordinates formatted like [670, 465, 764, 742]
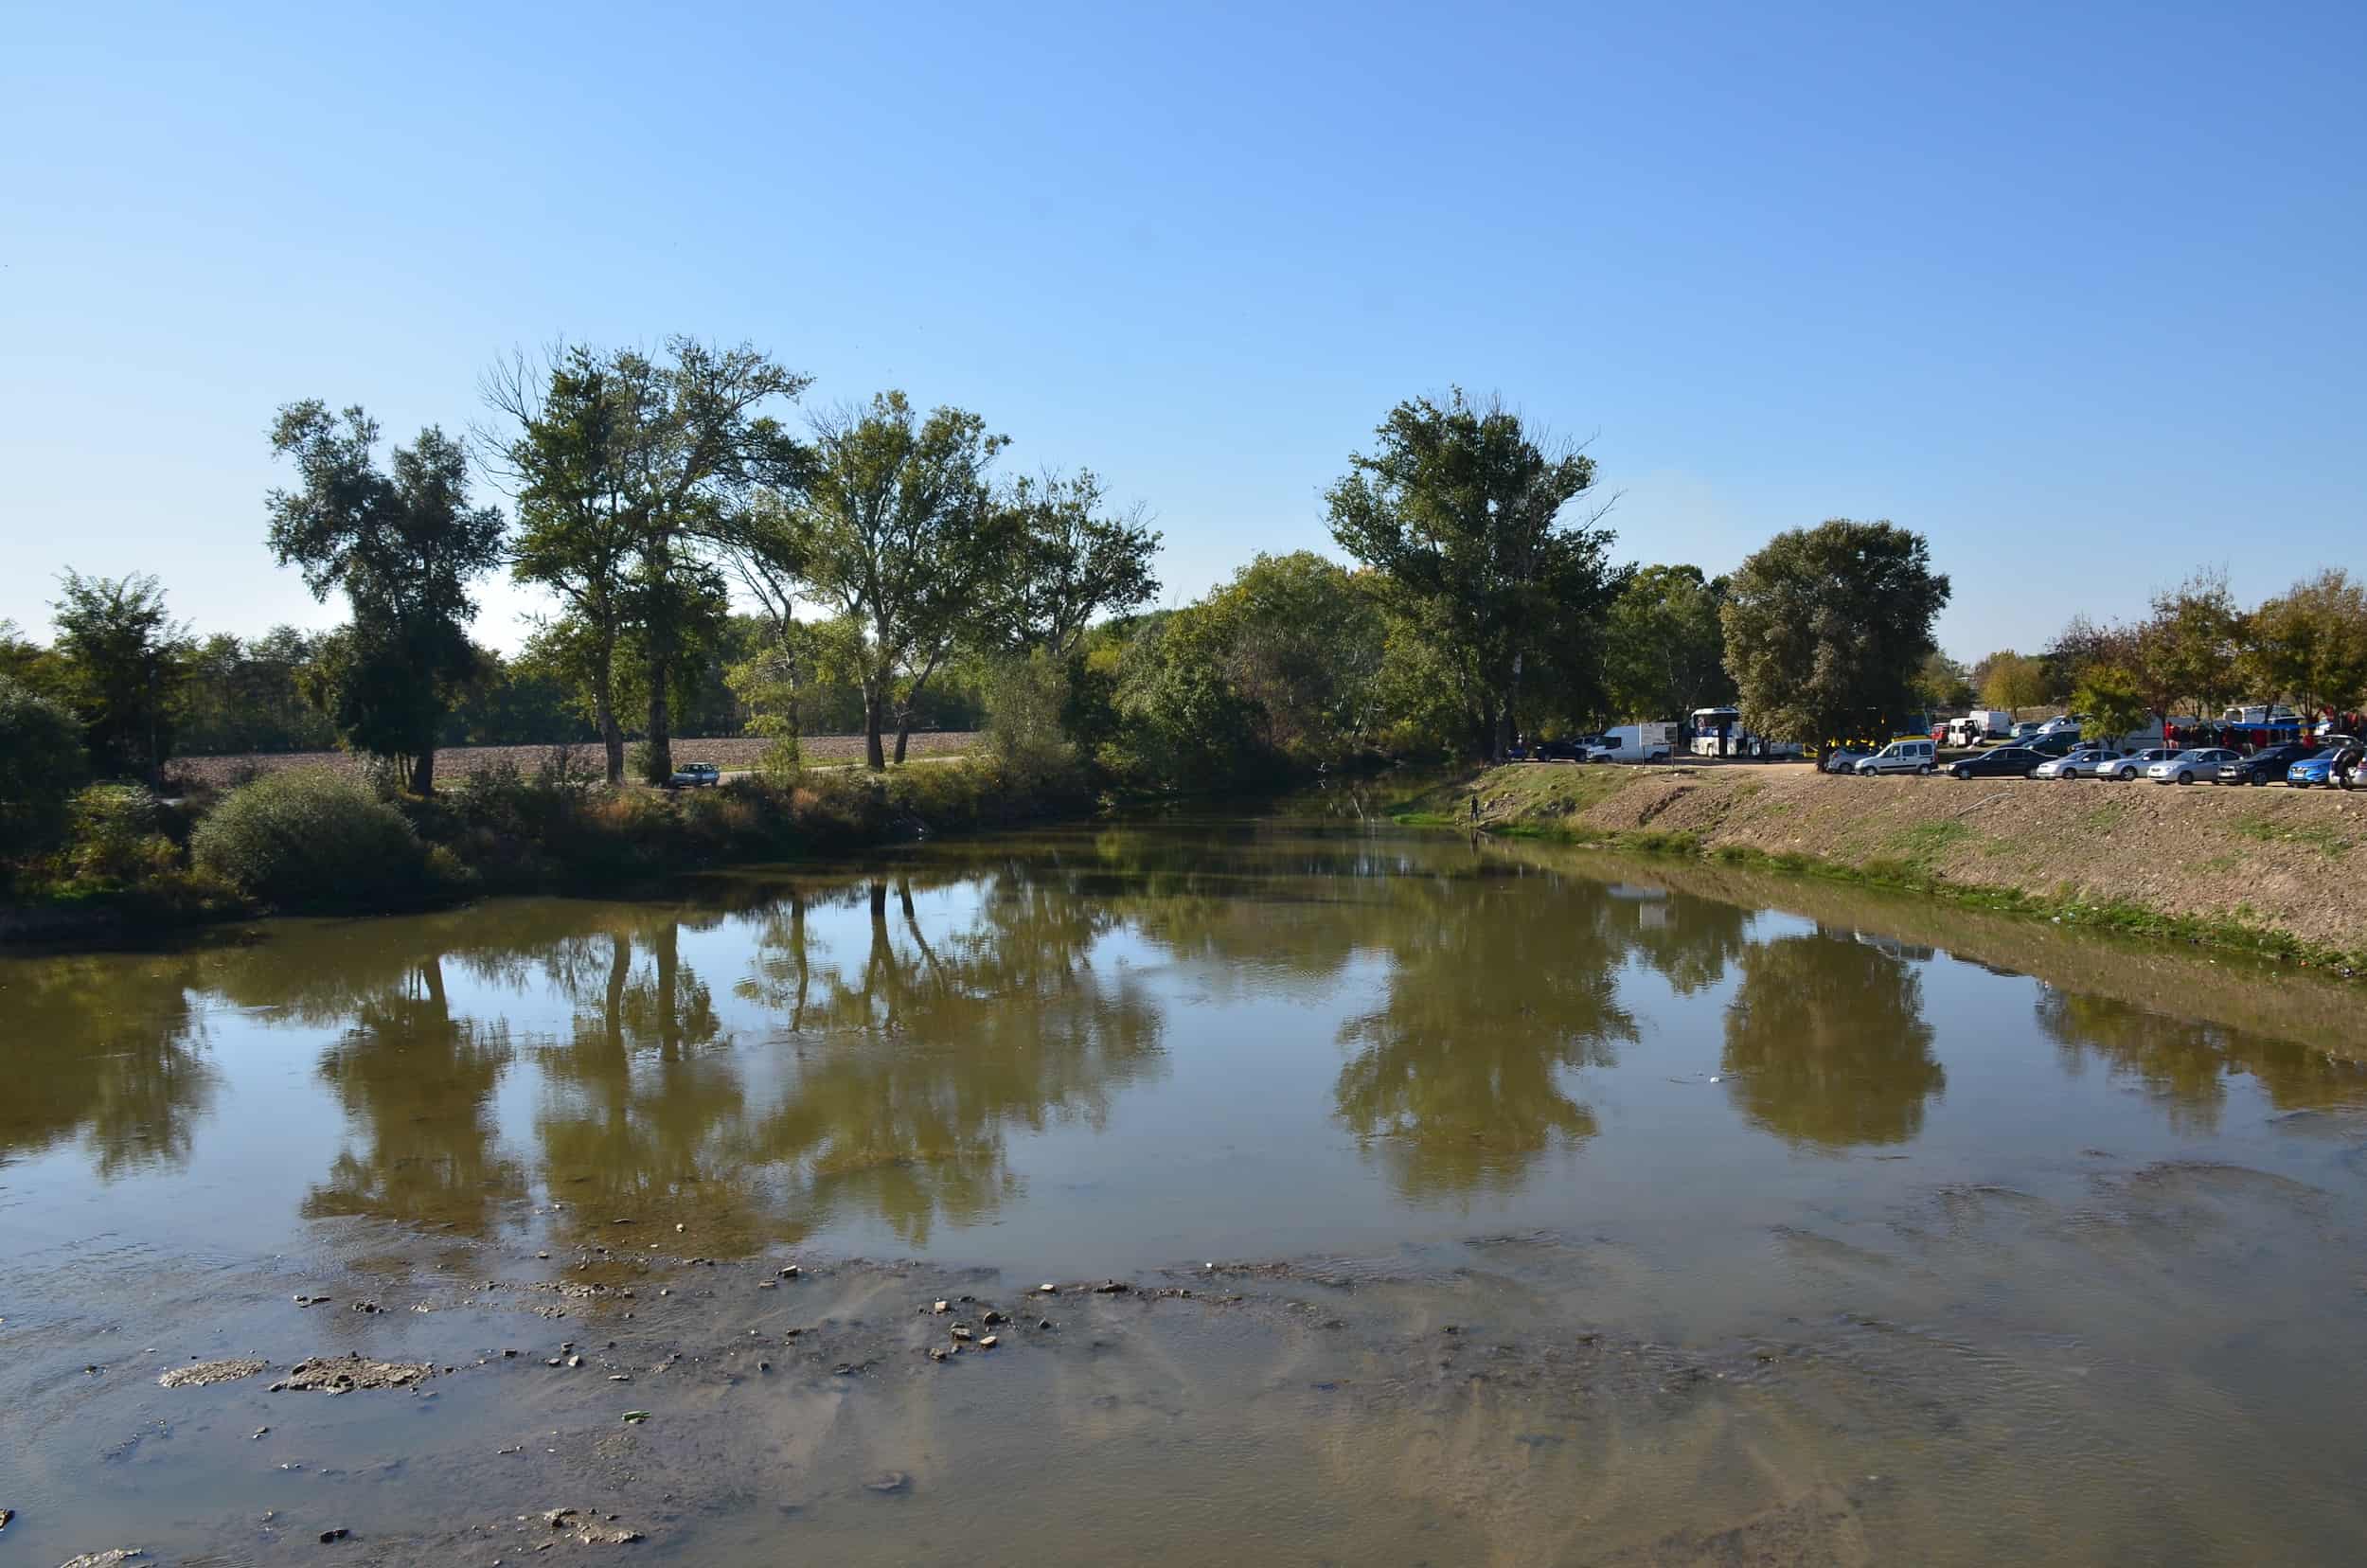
[272, 1356, 434, 1393]
[864, 1471, 910, 1494]
[158, 1358, 267, 1388]
[58, 1553, 144, 1568]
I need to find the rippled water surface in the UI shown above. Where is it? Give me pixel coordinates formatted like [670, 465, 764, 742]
[6, 811, 2366, 1563]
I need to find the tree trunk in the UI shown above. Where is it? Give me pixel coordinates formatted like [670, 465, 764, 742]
[863, 686, 886, 771]
[593, 643, 624, 786]
[894, 716, 913, 764]
[411, 745, 436, 796]
[645, 649, 671, 783]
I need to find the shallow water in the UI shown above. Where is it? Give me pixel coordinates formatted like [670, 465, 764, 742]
[5, 808, 2366, 1563]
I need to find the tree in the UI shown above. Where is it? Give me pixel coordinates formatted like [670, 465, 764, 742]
[2130, 566, 2243, 722]
[1326, 390, 1619, 758]
[989, 470, 1162, 657]
[2245, 568, 2367, 721]
[48, 571, 191, 786]
[1979, 650, 2049, 717]
[784, 392, 1015, 769]
[1911, 650, 1974, 714]
[483, 339, 810, 783]
[0, 675, 88, 861]
[1720, 520, 1951, 748]
[1601, 564, 1731, 722]
[266, 402, 506, 793]
[2069, 664, 2149, 743]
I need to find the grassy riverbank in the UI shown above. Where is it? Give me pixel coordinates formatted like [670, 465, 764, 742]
[0, 755, 1095, 943]
[1394, 762, 2367, 974]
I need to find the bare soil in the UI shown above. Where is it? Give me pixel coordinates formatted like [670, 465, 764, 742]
[1441, 760, 2367, 962]
[167, 732, 980, 790]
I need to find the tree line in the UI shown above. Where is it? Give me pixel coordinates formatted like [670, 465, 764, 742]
[5, 362, 1982, 813]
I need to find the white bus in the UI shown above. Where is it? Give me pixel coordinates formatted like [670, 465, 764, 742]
[1687, 707, 1801, 759]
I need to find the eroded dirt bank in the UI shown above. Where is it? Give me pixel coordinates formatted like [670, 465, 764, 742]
[1417, 762, 2367, 967]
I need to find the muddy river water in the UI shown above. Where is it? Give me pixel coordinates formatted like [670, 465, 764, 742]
[4, 809, 2366, 1564]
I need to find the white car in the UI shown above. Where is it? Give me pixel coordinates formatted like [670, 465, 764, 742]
[2037, 714, 2090, 736]
[2035, 747, 2119, 779]
[2146, 748, 2238, 785]
[1855, 739, 1937, 775]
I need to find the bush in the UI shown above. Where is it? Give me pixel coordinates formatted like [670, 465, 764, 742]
[0, 675, 89, 860]
[190, 769, 443, 910]
[64, 784, 179, 885]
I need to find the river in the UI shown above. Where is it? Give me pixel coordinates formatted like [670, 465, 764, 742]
[5, 806, 2365, 1563]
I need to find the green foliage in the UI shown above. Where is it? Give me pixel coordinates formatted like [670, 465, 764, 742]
[2244, 568, 2367, 717]
[190, 769, 442, 910]
[987, 469, 1163, 655]
[0, 674, 89, 861]
[47, 571, 192, 784]
[1326, 389, 1621, 757]
[1721, 520, 1951, 746]
[63, 784, 178, 885]
[1912, 650, 1975, 713]
[783, 391, 1015, 768]
[2130, 566, 2243, 719]
[1603, 564, 1731, 722]
[2070, 663, 2149, 741]
[1980, 650, 2049, 715]
[985, 650, 1081, 789]
[178, 627, 341, 754]
[266, 401, 507, 792]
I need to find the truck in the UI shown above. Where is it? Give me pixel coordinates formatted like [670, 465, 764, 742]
[1586, 722, 1679, 763]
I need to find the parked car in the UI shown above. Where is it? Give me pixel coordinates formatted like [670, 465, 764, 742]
[2037, 714, 2090, 736]
[2010, 722, 2043, 740]
[2021, 732, 2080, 757]
[1948, 745, 2046, 779]
[2100, 747, 2178, 780]
[2215, 742, 2317, 786]
[2034, 747, 2121, 779]
[1822, 747, 1871, 775]
[2146, 748, 2239, 785]
[1536, 735, 1601, 761]
[667, 761, 721, 788]
[2287, 739, 2360, 789]
[1855, 738, 1937, 775]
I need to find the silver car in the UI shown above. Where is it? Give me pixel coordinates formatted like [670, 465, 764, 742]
[2034, 746, 2119, 779]
[2097, 746, 2177, 780]
[2146, 748, 2238, 785]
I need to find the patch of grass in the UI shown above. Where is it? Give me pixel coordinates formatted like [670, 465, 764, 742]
[2079, 799, 2132, 834]
[2230, 811, 2352, 860]
[1887, 819, 1971, 870]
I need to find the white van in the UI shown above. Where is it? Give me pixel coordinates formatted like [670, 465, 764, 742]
[1586, 722, 1678, 763]
[1854, 739, 1937, 775]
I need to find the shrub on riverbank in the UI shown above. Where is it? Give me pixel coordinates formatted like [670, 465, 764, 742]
[191, 769, 457, 911]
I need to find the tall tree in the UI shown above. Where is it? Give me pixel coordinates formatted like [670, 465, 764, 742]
[989, 470, 1163, 656]
[482, 339, 808, 783]
[266, 402, 506, 793]
[1601, 564, 1731, 722]
[785, 392, 1015, 769]
[1720, 520, 1951, 748]
[2245, 568, 2367, 721]
[1912, 649, 1975, 713]
[48, 571, 191, 786]
[1326, 390, 1619, 758]
[1979, 650, 2049, 717]
[2130, 566, 2243, 722]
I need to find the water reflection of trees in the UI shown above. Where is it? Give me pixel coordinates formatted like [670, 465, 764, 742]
[2038, 989, 2367, 1135]
[0, 955, 214, 1177]
[1331, 868, 1641, 1200]
[1721, 930, 1946, 1149]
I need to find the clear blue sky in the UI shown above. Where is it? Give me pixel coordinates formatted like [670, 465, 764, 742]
[4, 0, 2360, 662]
